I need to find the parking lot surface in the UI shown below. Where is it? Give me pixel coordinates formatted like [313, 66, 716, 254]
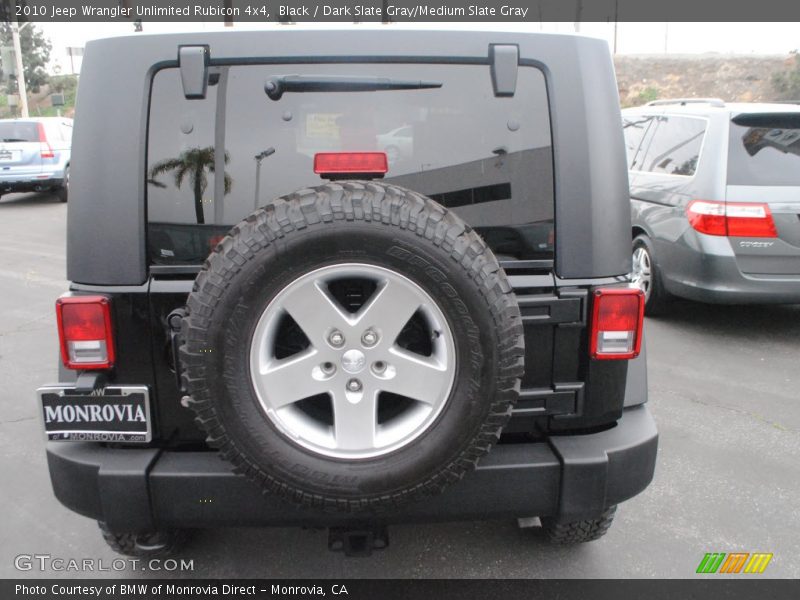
[1, 192, 798, 578]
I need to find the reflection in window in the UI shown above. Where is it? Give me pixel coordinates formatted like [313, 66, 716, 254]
[149, 147, 232, 225]
[728, 118, 800, 186]
[622, 116, 655, 170]
[637, 116, 706, 176]
[146, 63, 556, 264]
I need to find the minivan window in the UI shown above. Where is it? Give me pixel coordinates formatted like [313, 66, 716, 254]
[728, 114, 800, 186]
[0, 121, 39, 143]
[622, 115, 655, 169]
[147, 63, 555, 265]
[636, 115, 706, 176]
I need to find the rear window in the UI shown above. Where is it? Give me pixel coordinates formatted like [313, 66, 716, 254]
[146, 63, 554, 265]
[728, 113, 800, 186]
[0, 121, 39, 143]
[635, 115, 706, 176]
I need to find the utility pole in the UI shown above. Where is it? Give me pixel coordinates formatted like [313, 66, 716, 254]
[11, 20, 30, 118]
[574, 0, 583, 32]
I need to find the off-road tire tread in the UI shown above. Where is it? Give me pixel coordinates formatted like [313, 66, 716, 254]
[180, 181, 524, 513]
[542, 506, 617, 544]
[98, 522, 189, 557]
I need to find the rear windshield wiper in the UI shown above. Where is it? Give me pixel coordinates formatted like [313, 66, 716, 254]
[264, 75, 442, 101]
[1, 138, 30, 142]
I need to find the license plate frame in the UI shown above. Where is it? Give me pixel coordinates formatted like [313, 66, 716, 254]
[37, 385, 152, 443]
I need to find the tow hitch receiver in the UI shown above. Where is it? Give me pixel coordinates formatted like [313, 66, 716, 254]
[328, 525, 389, 557]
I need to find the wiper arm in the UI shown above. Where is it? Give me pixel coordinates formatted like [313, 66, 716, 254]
[264, 75, 442, 101]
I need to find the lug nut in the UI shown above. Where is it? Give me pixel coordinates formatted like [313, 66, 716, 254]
[328, 330, 345, 348]
[361, 329, 379, 347]
[346, 378, 363, 393]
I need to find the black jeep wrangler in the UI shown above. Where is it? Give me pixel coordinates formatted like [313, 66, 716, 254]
[38, 28, 657, 556]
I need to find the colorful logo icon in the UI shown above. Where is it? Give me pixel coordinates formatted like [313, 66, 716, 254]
[696, 552, 773, 574]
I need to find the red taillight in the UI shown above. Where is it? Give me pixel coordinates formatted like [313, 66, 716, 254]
[686, 200, 726, 236]
[590, 288, 645, 360]
[313, 152, 388, 176]
[725, 203, 778, 237]
[37, 122, 54, 159]
[56, 296, 115, 370]
[686, 200, 777, 238]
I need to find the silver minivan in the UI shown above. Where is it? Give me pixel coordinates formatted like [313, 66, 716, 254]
[0, 117, 72, 202]
[624, 100, 800, 313]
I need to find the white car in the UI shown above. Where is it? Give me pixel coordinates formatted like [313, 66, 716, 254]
[0, 117, 73, 202]
[376, 125, 413, 164]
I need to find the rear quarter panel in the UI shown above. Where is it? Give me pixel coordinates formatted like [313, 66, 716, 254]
[630, 111, 729, 288]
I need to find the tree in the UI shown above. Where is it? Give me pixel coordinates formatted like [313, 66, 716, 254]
[772, 52, 800, 101]
[0, 22, 52, 93]
[149, 147, 232, 224]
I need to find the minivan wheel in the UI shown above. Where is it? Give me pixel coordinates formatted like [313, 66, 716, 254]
[181, 181, 524, 512]
[98, 522, 190, 557]
[632, 234, 669, 315]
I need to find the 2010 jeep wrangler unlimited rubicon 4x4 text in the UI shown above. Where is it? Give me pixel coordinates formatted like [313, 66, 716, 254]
[37, 28, 657, 557]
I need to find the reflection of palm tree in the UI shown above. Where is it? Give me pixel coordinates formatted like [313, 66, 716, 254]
[149, 147, 232, 224]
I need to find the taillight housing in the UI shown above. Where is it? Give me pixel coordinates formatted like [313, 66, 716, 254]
[590, 288, 645, 360]
[313, 152, 388, 177]
[37, 122, 54, 159]
[686, 200, 778, 238]
[56, 296, 115, 370]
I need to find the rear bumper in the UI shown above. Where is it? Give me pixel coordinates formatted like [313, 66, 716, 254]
[661, 234, 800, 304]
[0, 176, 64, 193]
[46, 404, 657, 531]
[666, 256, 800, 304]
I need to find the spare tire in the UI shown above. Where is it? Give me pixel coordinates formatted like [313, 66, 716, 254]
[181, 181, 523, 512]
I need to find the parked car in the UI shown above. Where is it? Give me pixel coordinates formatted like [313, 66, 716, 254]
[0, 117, 72, 202]
[624, 99, 800, 313]
[376, 124, 413, 164]
[37, 29, 656, 557]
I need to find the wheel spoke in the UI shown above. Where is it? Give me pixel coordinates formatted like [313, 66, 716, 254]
[356, 278, 423, 346]
[379, 348, 450, 405]
[257, 348, 327, 408]
[249, 262, 457, 458]
[280, 278, 352, 347]
[332, 388, 379, 450]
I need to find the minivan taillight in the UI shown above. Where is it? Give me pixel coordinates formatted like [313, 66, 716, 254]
[686, 200, 777, 238]
[590, 288, 645, 360]
[56, 296, 115, 370]
[37, 122, 54, 159]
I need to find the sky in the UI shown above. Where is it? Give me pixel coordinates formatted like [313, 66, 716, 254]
[38, 21, 800, 74]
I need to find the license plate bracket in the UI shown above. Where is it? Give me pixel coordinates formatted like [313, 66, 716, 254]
[37, 385, 152, 443]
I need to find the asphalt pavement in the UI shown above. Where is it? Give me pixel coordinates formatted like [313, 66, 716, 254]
[1, 191, 798, 579]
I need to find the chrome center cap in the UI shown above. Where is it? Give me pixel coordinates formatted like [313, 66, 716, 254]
[341, 349, 366, 374]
